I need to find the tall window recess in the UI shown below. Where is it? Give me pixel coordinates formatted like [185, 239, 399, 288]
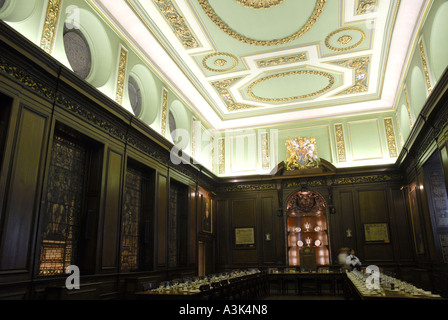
[38, 124, 103, 276]
[168, 179, 189, 268]
[120, 160, 155, 272]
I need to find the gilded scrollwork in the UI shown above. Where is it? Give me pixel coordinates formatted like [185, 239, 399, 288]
[211, 78, 258, 111]
[261, 132, 270, 170]
[236, 0, 285, 9]
[384, 118, 398, 158]
[218, 138, 225, 174]
[356, 0, 378, 15]
[247, 70, 335, 102]
[161, 88, 168, 136]
[255, 52, 307, 68]
[331, 56, 370, 95]
[325, 27, 366, 52]
[197, 0, 326, 46]
[153, 0, 199, 49]
[202, 52, 238, 72]
[418, 39, 432, 95]
[115, 47, 128, 105]
[334, 124, 347, 162]
[40, 0, 63, 54]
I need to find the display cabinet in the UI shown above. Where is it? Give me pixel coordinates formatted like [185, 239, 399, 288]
[286, 190, 330, 267]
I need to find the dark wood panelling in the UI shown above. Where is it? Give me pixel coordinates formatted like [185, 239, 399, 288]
[261, 196, 275, 264]
[101, 150, 123, 270]
[0, 106, 48, 272]
[231, 198, 257, 265]
[216, 199, 229, 266]
[188, 186, 196, 265]
[157, 174, 167, 267]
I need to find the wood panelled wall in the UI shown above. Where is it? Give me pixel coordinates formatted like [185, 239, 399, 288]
[214, 178, 412, 270]
[0, 24, 216, 299]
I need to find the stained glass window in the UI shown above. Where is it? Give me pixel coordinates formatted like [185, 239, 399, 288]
[39, 133, 87, 276]
[120, 167, 142, 272]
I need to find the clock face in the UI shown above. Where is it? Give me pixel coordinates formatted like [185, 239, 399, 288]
[297, 240, 303, 247]
[314, 240, 321, 247]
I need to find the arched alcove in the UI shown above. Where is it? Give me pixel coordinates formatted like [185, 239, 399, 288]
[285, 189, 330, 268]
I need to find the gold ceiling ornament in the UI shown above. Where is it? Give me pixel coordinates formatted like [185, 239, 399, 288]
[212, 78, 258, 111]
[256, 52, 308, 68]
[197, 0, 326, 46]
[337, 35, 353, 45]
[236, 0, 285, 9]
[330, 56, 370, 95]
[214, 59, 227, 67]
[153, 0, 199, 49]
[247, 70, 335, 102]
[334, 124, 347, 162]
[115, 47, 128, 105]
[325, 27, 366, 52]
[418, 39, 432, 95]
[202, 52, 238, 72]
[356, 0, 378, 15]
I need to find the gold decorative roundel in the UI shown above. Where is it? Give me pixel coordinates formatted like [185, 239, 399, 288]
[247, 70, 335, 102]
[236, 0, 285, 9]
[202, 52, 238, 72]
[198, 0, 326, 46]
[325, 27, 366, 52]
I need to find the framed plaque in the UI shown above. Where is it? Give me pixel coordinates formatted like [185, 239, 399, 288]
[235, 227, 255, 248]
[364, 223, 390, 243]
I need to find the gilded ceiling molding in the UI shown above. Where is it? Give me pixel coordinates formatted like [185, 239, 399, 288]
[325, 27, 366, 52]
[40, 0, 63, 54]
[261, 132, 270, 170]
[236, 0, 285, 10]
[384, 118, 398, 158]
[334, 124, 347, 162]
[337, 35, 353, 45]
[255, 52, 308, 68]
[115, 47, 128, 105]
[211, 78, 258, 111]
[161, 88, 168, 136]
[218, 138, 225, 174]
[418, 39, 432, 95]
[247, 70, 335, 102]
[202, 52, 238, 72]
[330, 56, 370, 95]
[356, 0, 378, 15]
[197, 0, 326, 46]
[403, 86, 414, 128]
[153, 0, 199, 49]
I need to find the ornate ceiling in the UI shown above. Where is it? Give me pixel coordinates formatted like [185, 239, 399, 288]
[95, 0, 428, 130]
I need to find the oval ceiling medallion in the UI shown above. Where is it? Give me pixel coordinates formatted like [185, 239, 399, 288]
[198, 0, 326, 46]
[202, 52, 238, 72]
[236, 0, 285, 9]
[247, 70, 335, 102]
[325, 27, 366, 52]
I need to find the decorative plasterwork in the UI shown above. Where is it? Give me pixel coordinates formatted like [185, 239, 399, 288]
[356, 0, 378, 15]
[255, 52, 308, 68]
[236, 0, 285, 10]
[197, 0, 326, 46]
[334, 124, 347, 162]
[161, 88, 168, 136]
[247, 70, 335, 102]
[325, 27, 366, 52]
[403, 86, 414, 128]
[211, 78, 257, 111]
[40, 0, 63, 54]
[191, 117, 197, 158]
[261, 132, 270, 170]
[418, 39, 432, 95]
[395, 114, 404, 146]
[202, 52, 238, 72]
[330, 56, 370, 96]
[210, 136, 215, 172]
[384, 118, 398, 158]
[218, 138, 225, 174]
[115, 47, 128, 105]
[152, 0, 200, 49]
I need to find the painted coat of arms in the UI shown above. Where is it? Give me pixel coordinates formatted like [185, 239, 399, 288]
[285, 137, 320, 170]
